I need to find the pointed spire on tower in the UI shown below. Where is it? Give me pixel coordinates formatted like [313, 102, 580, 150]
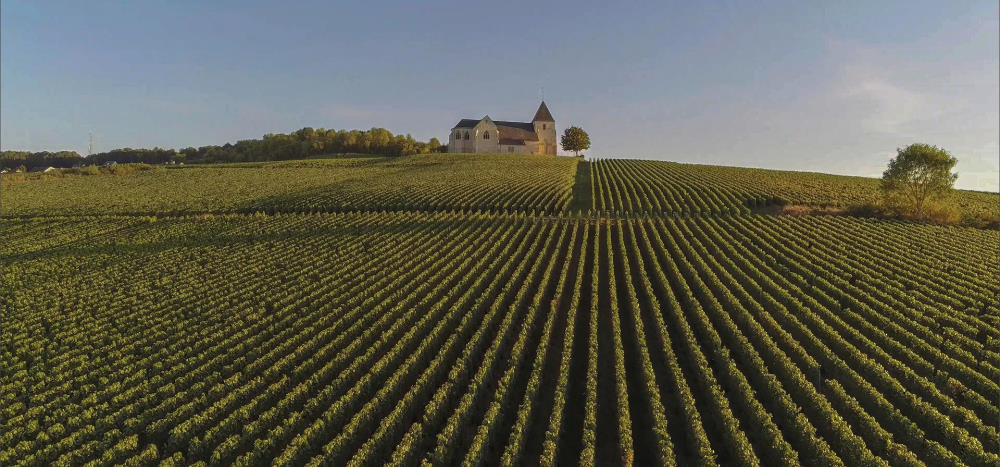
[532, 101, 554, 122]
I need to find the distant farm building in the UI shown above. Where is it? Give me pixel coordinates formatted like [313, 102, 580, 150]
[449, 101, 556, 155]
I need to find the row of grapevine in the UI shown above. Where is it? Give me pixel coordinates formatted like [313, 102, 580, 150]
[4, 210, 997, 464]
[694, 216, 998, 463]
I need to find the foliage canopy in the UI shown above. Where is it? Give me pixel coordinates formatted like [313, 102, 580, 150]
[1, 127, 445, 170]
[560, 126, 590, 157]
[880, 143, 958, 220]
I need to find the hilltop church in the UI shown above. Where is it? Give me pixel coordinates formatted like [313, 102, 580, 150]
[449, 102, 556, 155]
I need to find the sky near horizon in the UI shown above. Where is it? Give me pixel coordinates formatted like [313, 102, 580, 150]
[2, 1, 997, 191]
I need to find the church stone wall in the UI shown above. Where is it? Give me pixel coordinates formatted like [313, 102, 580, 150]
[533, 121, 557, 155]
[472, 121, 499, 154]
[499, 144, 530, 154]
[448, 128, 474, 153]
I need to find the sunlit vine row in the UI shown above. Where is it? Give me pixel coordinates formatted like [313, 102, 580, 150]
[3, 210, 997, 465]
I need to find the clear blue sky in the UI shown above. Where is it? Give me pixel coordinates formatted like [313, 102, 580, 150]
[2, 1, 997, 191]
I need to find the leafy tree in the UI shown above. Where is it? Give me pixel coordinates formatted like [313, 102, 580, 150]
[560, 126, 590, 157]
[1, 150, 83, 170]
[367, 128, 393, 154]
[7, 126, 442, 169]
[880, 143, 958, 220]
[427, 138, 442, 153]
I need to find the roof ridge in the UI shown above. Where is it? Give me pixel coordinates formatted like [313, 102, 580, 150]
[532, 101, 554, 122]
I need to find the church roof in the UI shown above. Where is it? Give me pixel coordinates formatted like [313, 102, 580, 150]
[452, 118, 539, 142]
[496, 122, 538, 142]
[453, 119, 481, 129]
[494, 121, 534, 132]
[532, 101, 554, 122]
[452, 103, 551, 144]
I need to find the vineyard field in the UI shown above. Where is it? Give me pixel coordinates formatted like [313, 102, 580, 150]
[4, 155, 996, 223]
[590, 159, 999, 223]
[4, 211, 999, 465]
[0, 155, 578, 217]
[2, 155, 999, 466]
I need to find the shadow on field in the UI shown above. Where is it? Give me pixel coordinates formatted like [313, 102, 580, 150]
[3, 214, 488, 267]
[568, 161, 592, 212]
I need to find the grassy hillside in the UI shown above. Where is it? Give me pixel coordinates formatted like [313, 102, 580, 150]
[2, 154, 998, 465]
[0, 154, 578, 216]
[4, 155, 995, 226]
[590, 159, 999, 224]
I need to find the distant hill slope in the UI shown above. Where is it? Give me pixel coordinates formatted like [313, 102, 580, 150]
[3, 154, 995, 226]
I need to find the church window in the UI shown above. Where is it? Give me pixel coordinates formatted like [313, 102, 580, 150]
[464, 132, 469, 140]
[483, 132, 490, 140]
[542, 124, 547, 129]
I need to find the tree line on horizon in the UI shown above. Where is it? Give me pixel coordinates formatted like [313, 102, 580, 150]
[0, 127, 445, 170]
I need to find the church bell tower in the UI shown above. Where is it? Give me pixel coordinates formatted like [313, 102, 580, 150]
[532, 101, 556, 155]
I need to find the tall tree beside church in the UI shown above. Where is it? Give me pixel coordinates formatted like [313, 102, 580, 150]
[560, 126, 590, 157]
